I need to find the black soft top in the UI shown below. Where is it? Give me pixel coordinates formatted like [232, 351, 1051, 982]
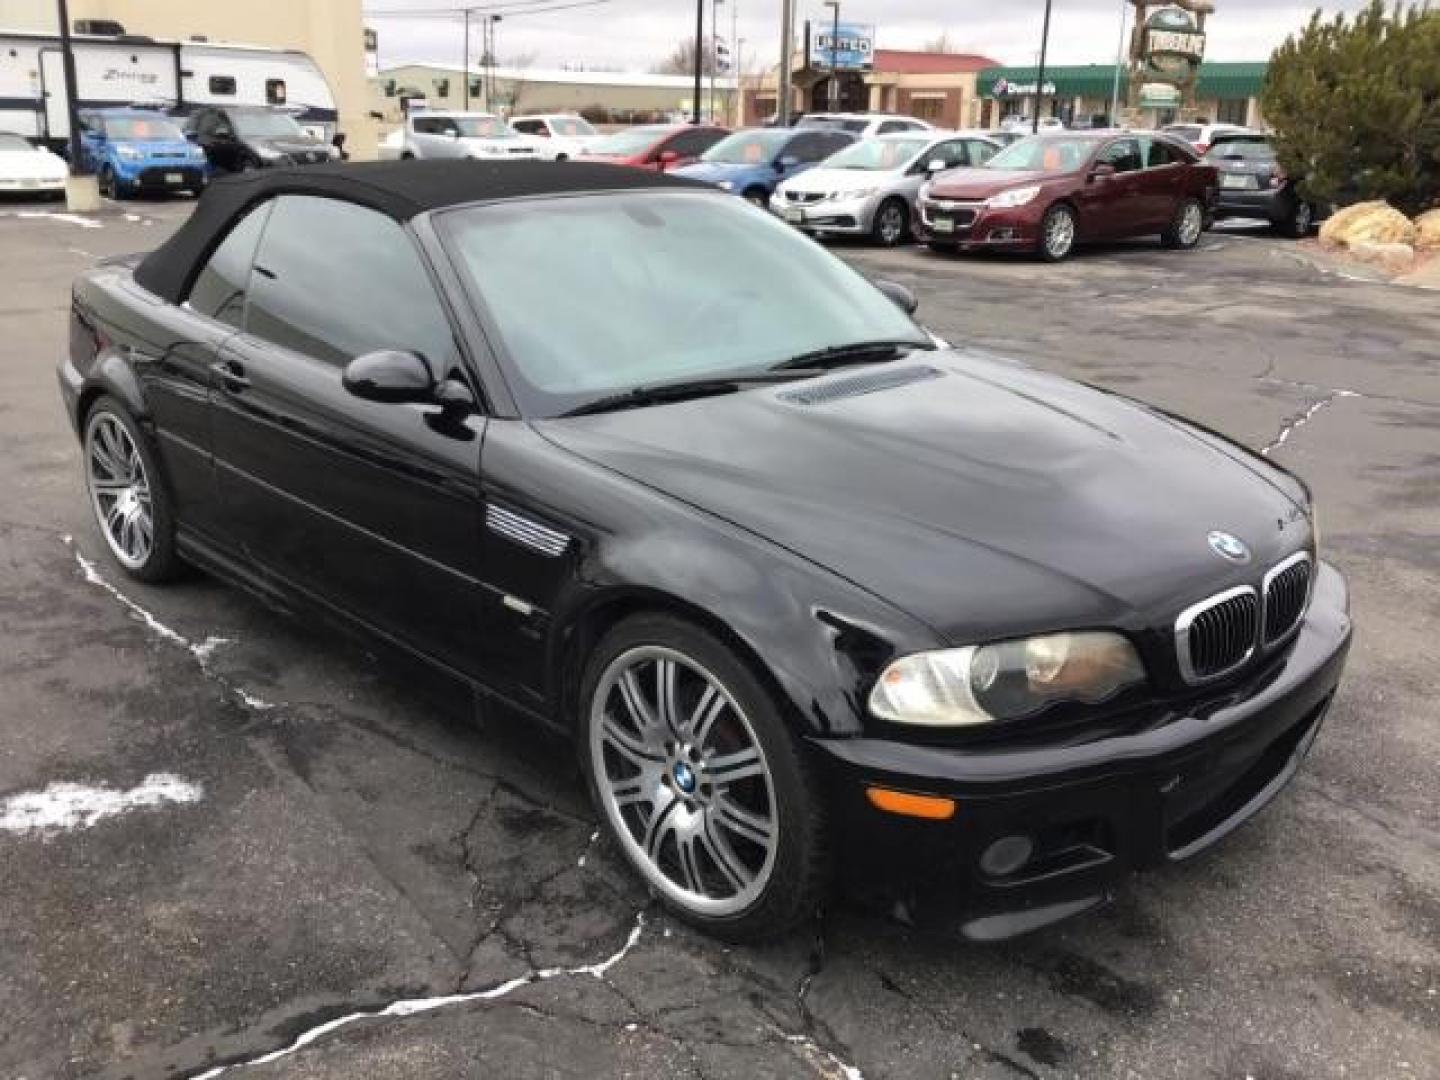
[133, 159, 709, 303]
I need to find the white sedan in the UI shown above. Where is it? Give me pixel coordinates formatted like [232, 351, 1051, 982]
[0, 133, 66, 197]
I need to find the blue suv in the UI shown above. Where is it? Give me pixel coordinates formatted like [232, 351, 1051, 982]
[673, 128, 856, 206]
[79, 108, 210, 199]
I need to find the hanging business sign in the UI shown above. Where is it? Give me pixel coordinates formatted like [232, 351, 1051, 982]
[809, 21, 876, 71]
[1139, 82, 1181, 107]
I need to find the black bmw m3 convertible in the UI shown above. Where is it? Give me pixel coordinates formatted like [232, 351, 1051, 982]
[59, 161, 1351, 941]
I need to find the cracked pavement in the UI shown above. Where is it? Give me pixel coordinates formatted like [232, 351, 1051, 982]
[0, 204, 1436, 1080]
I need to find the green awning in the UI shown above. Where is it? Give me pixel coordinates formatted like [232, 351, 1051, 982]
[979, 61, 1268, 101]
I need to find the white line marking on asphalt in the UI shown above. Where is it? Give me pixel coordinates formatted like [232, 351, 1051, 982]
[67, 539, 276, 710]
[0, 773, 202, 834]
[784, 1034, 867, 1079]
[4, 211, 102, 229]
[191, 912, 647, 1078]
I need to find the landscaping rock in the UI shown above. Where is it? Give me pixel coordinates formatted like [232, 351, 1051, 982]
[1318, 200, 1417, 247]
[1348, 240, 1417, 275]
[1413, 209, 1440, 251]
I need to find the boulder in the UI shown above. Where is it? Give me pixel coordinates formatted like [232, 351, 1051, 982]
[1319, 200, 1417, 247]
[1347, 240, 1417, 275]
[1414, 208, 1440, 251]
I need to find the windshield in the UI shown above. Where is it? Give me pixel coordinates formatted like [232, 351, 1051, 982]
[1165, 126, 1202, 143]
[233, 111, 307, 140]
[1204, 137, 1276, 162]
[986, 136, 1095, 172]
[102, 117, 186, 141]
[588, 125, 672, 155]
[442, 191, 928, 417]
[0, 133, 32, 152]
[823, 137, 929, 170]
[800, 116, 870, 133]
[702, 129, 790, 164]
[455, 116, 514, 138]
[550, 116, 597, 138]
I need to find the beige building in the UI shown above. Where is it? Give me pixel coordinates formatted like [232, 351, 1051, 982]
[374, 63, 738, 127]
[0, 0, 378, 155]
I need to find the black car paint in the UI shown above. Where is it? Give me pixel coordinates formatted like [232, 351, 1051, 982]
[59, 189, 1351, 938]
[185, 107, 331, 173]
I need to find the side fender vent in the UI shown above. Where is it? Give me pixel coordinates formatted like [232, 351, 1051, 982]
[486, 504, 570, 557]
[778, 365, 942, 406]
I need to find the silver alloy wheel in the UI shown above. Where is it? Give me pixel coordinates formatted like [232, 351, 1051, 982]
[1179, 201, 1204, 245]
[590, 646, 778, 917]
[1045, 208, 1076, 258]
[85, 411, 153, 571]
[1293, 201, 1313, 235]
[876, 203, 905, 244]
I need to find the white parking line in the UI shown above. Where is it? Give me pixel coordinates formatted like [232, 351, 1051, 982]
[0, 773, 203, 834]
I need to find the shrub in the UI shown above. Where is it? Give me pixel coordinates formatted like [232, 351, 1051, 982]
[1262, 1, 1440, 215]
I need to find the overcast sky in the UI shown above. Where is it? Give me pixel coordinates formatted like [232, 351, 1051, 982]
[364, 0, 1373, 73]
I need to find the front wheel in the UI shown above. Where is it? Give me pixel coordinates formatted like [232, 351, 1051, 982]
[579, 614, 828, 941]
[1278, 199, 1314, 239]
[1162, 198, 1205, 249]
[83, 396, 183, 582]
[98, 165, 121, 199]
[741, 187, 770, 208]
[871, 198, 910, 247]
[1038, 204, 1077, 261]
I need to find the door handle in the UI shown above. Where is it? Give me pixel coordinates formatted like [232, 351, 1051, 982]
[210, 359, 250, 391]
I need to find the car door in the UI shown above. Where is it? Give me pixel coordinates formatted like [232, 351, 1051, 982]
[1076, 137, 1145, 239]
[209, 193, 487, 676]
[656, 126, 722, 170]
[1140, 136, 1188, 228]
[909, 138, 972, 197]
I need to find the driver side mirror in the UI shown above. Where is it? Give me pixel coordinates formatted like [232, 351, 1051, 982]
[926, 158, 949, 173]
[1089, 162, 1117, 181]
[444, 129, 460, 139]
[656, 149, 681, 168]
[873, 279, 919, 316]
[775, 154, 801, 170]
[343, 349, 435, 404]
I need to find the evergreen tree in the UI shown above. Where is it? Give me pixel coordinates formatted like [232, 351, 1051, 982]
[1262, 1, 1439, 215]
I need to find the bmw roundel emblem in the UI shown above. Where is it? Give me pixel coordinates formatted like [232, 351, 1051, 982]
[1207, 530, 1252, 564]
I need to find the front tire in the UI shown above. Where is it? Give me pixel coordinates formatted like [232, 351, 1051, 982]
[83, 396, 183, 582]
[1278, 199, 1314, 239]
[1163, 198, 1206, 249]
[579, 614, 828, 941]
[871, 197, 910, 247]
[1038, 203, 1077, 261]
[741, 187, 769, 208]
[98, 165, 121, 199]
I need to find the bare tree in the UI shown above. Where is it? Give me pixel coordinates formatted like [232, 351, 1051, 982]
[652, 37, 721, 76]
[497, 50, 539, 113]
[923, 31, 959, 53]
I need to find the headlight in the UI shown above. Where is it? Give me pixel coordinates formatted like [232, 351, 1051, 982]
[987, 184, 1042, 209]
[115, 145, 142, 161]
[717, 180, 735, 191]
[869, 632, 1146, 727]
[190, 146, 208, 161]
[256, 146, 283, 161]
[918, 180, 934, 201]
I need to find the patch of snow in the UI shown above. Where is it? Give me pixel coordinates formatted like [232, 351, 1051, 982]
[0, 773, 202, 834]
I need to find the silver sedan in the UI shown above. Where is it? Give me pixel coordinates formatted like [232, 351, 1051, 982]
[770, 131, 1002, 246]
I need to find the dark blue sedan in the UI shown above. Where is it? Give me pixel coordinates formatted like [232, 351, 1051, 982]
[673, 127, 855, 205]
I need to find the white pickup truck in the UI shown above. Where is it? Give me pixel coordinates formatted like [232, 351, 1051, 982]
[378, 111, 537, 161]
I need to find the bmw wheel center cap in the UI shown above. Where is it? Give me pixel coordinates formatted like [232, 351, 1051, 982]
[673, 761, 697, 794]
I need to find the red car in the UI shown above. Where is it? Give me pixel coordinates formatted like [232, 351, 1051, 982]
[581, 123, 729, 172]
[916, 132, 1217, 261]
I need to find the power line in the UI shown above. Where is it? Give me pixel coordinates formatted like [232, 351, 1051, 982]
[365, 0, 611, 16]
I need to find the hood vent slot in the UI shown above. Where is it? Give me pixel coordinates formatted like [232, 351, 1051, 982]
[778, 365, 942, 406]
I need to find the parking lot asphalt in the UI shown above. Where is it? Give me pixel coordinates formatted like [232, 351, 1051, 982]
[1, 197, 1437, 1080]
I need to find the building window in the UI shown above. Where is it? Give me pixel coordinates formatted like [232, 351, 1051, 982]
[266, 78, 287, 105]
[209, 75, 236, 96]
[1216, 98, 1249, 125]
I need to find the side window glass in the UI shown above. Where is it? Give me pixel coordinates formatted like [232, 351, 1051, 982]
[1100, 139, 1143, 173]
[265, 78, 287, 106]
[244, 196, 460, 372]
[186, 201, 273, 329]
[1146, 138, 1177, 168]
[209, 75, 236, 96]
[667, 128, 712, 156]
[877, 121, 904, 135]
[512, 119, 539, 134]
[967, 140, 998, 166]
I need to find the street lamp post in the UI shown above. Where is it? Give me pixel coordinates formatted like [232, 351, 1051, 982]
[463, 8, 471, 109]
[824, 1, 840, 113]
[55, 0, 85, 175]
[692, 0, 704, 123]
[1033, 0, 1053, 134]
[711, 0, 724, 124]
[778, 0, 793, 126]
[1109, 0, 1128, 125]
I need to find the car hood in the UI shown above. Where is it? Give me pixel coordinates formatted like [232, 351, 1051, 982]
[122, 140, 196, 156]
[674, 161, 769, 185]
[0, 149, 67, 180]
[538, 349, 1311, 643]
[928, 167, 1062, 199]
[782, 167, 905, 194]
[254, 138, 328, 154]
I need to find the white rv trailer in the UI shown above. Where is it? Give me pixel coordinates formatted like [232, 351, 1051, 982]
[0, 29, 338, 146]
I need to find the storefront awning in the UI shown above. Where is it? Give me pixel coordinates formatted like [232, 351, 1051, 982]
[979, 62, 1268, 101]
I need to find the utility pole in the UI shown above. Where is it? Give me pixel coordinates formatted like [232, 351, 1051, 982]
[824, 1, 840, 112]
[463, 8, 471, 109]
[1033, 0, 1053, 134]
[55, 0, 84, 175]
[1109, 0, 1128, 126]
[778, 0, 793, 126]
[710, 0, 723, 124]
[489, 16, 501, 112]
[692, 0, 703, 123]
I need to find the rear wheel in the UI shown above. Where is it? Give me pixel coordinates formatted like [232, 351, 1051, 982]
[1038, 204, 1077, 261]
[1278, 199, 1314, 239]
[83, 396, 183, 582]
[742, 187, 769, 208]
[871, 198, 910, 246]
[98, 165, 121, 199]
[579, 614, 828, 941]
[1162, 198, 1205, 249]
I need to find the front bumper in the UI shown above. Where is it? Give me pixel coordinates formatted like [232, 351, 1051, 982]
[116, 163, 208, 191]
[915, 197, 1038, 249]
[0, 176, 65, 194]
[770, 192, 883, 235]
[811, 560, 1352, 940]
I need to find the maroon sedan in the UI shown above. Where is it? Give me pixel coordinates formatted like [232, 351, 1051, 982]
[581, 123, 729, 172]
[916, 132, 1217, 261]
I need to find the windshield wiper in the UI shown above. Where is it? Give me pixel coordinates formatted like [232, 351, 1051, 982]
[770, 339, 930, 372]
[561, 372, 807, 417]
